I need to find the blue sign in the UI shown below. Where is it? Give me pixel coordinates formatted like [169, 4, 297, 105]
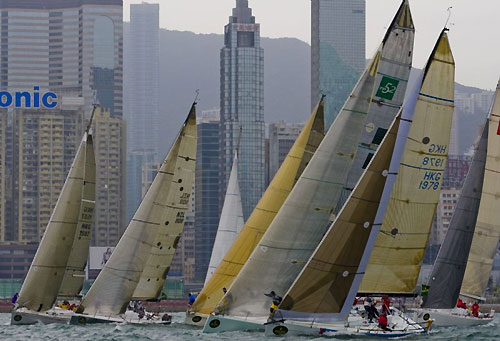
[0, 86, 58, 109]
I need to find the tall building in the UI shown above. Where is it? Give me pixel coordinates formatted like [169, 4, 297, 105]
[2, 108, 84, 242]
[0, 0, 123, 117]
[268, 122, 304, 182]
[311, 0, 365, 128]
[91, 108, 126, 246]
[220, 0, 265, 220]
[194, 110, 221, 282]
[0, 111, 7, 242]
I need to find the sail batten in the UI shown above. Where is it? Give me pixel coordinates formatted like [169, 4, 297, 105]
[216, 2, 414, 319]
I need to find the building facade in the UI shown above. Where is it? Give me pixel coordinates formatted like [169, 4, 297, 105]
[194, 111, 221, 282]
[220, 0, 265, 220]
[268, 122, 303, 182]
[311, 0, 365, 128]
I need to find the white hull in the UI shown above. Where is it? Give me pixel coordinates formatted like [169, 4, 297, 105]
[410, 308, 494, 327]
[69, 310, 172, 325]
[184, 312, 207, 327]
[11, 307, 72, 325]
[202, 315, 265, 333]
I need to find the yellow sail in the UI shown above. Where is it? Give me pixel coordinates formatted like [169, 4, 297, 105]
[360, 31, 455, 294]
[461, 81, 500, 298]
[189, 99, 325, 316]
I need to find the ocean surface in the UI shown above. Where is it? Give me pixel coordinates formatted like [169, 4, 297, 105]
[1, 313, 499, 340]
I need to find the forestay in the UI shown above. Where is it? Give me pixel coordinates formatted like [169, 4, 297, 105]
[217, 1, 414, 319]
[79, 104, 197, 315]
[360, 30, 455, 295]
[461, 81, 500, 298]
[424, 121, 487, 308]
[17, 123, 94, 312]
[204, 152, 244, 285]
[190, 98, 325, 316]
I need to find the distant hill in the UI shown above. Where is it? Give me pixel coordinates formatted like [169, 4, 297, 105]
[124, 24, 492, 156]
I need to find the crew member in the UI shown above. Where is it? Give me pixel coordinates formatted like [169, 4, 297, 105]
[364, 298, 379, 323]
[472, 301, 479, 317]
[378, 311, 391, 331]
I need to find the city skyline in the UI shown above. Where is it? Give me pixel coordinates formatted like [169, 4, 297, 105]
[124, 0, 500, 91]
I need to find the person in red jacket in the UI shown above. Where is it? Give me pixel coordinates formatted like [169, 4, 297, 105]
[457, 298, 466, 309]
[472, 301, 479, 317]
[381, 296, 391, 315]
[378, 311, 391, 331]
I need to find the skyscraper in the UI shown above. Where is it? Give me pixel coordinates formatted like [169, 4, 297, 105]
[268, 122, 304, 182]
[311, 0, 366, 128]
[220, 0, 265, 219]
[125, 2, 160, 221]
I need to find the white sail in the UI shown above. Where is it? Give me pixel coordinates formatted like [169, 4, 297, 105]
[58, 124, 96, 297]
[17, 120, 94, 312]
[204, 152, 244, 285]
[216, 1, 414, 320]
[79, 103, 197, 316]
[461, 79, 500, 298]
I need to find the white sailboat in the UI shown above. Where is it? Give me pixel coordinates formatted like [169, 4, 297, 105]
[203, 0, 414, 333]
[204, 152, 244, 285]
[412, 80, 500, 327]
[11, 107, 97, 325]
[69, 102, 197, 325]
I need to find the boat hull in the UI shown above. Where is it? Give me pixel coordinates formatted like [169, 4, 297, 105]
[11, 308, 71, 325]
[202, 315, 264, 333]
[184, 312, 207, 327]
[410, 308, 494, 327]
[69, 310, 172, 325]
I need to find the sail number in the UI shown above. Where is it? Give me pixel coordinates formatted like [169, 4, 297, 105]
[422, 157, 444, 167]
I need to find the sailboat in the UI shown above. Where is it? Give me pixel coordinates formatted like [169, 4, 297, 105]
[186, 96, 326, 326]
[11, 106, 97, 325]
[204, 151, 244, 285]
[264, 26, 455, 338]
[69, 102, 197, 325]
[203, 0, 414, 333]
[412, 80, 500, 327]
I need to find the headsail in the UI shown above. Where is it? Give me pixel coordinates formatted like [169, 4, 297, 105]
[79, 103, 197, 315]
[424, 121, 487, 308]
[190, 97, 325, 316]
[277, 114, 401, 323]
[216, 1, 414, 319]
[360, 29, 455, 295]
[17, 116, 94, 312]
[58, 108, 97, 297]
[204, 152, 244, 285]
[461, 80, 500, 298]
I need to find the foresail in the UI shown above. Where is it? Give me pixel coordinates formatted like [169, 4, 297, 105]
[17, 129, 88, 312]
[204, 153, 244, 285]
[190, 98, 325, 316]
[216, 2, 414, 319]
[461, 81, 500, 298]
[278, 115, 400, 323]
[424, 122, 487, 308]
[58, 130, 97, 297]
[360, 30, 455, 295]
[79, 104, 197, 315]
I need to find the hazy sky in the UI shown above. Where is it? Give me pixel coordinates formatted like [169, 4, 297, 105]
[124, 0, 500, 90]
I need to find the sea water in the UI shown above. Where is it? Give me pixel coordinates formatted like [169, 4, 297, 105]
[1, 313, 499, 340]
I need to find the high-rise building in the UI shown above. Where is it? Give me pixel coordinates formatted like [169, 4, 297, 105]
[126, 2, 159, 157]
[0, 111, 7, 242]
[194, 110, 221, 283]
[220, 0, 265, 220]
[0, 0, 123, 117]
[91, 108, 126, 247]
[268, 122, 304, 182]
[311, 0, 365, 128]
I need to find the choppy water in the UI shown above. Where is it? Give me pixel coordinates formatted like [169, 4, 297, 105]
[1, 313, 499, 340]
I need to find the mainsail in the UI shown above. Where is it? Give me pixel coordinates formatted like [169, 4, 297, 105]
[461, 80, 500, 298]
[424, 122, 487, 308]
[79, 103, 197, 315]
[204, 152, 244, 285]
[217, 1, 414, 319]
[17, 113, 96, 312]
[58, 111, 97, 297]
[190, 98, 325, 316]
[360, 29, 455, 295]
[277, 114, 401, 323]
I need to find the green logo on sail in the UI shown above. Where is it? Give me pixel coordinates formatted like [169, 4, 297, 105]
[376, 76, 399, 100]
